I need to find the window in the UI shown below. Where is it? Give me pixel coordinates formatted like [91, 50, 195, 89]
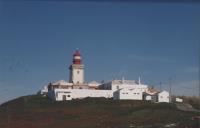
[77, 70, 79, 74]
[67, 95, 70, 97]
[122, 92, 128, 95]
[116, 86, 119, 89]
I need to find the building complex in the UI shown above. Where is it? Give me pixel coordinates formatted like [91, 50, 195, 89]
[41, 50, 170, 103]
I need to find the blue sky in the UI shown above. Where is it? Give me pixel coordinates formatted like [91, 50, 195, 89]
[0, 1, 199, 104]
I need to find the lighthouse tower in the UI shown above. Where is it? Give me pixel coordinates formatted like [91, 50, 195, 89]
[69, 50, 84, 84]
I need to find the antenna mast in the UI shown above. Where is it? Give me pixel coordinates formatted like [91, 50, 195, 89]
[169, 78, 172, 103]
[138, 76, 141, 85]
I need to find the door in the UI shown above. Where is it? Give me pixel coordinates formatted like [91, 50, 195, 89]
[63, 95, 66, 100]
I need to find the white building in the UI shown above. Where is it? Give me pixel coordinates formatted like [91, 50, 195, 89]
[142, 86, 160, 102]
[143, 88, 170, 103]
[113, 88, 143, 100]
[175, 97, 183, 103]
[158, 91, 170, 103]
[100, 78, 148, 100]
[100, 78, 148, 92]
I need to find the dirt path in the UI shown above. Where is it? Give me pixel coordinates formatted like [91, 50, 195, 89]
[176, 103, 200, 112]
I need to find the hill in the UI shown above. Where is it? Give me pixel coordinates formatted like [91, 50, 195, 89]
[0, 95, 199, 128]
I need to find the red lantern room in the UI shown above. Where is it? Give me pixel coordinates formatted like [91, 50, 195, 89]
[73, 50, 82, 64]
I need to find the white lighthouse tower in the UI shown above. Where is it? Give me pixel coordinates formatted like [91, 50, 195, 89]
[69, 50, 84, 84]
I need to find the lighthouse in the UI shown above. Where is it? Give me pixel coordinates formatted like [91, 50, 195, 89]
[69, 50, 84, 84]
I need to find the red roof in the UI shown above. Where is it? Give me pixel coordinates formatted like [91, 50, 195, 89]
[73, 50, 81, 56]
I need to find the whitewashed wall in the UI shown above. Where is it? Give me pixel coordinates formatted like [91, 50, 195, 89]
[145, 95, 152, 101]
[175, 98, 183, 102]
[72, 89, 113, 99]
[48, 89, 113, 101]
[71, 68, 84, 84]
[114, 88, 143, 100]
[111, 84, 147, 92]
[158, 91, 169, 103]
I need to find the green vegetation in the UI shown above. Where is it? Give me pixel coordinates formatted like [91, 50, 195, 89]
[179, 96, 200, 110]
[0, 94, 199, 128]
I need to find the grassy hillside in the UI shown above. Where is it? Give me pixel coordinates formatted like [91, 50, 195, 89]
[178, 96, 200, 110]
[0, 95, 199, 128]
